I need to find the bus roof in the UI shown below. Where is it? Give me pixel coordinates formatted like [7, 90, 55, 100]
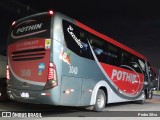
[75, 20, 146, 60]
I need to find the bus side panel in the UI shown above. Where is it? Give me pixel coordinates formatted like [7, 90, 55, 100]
[81, 78, 96, 106]
[59, 47, 105, 106]
[60, 76, 82, 106]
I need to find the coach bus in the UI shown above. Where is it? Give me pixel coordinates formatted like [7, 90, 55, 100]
[7, 10, 151, 111]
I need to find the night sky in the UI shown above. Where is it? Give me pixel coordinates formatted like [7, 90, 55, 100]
[0, 0, 160, 70]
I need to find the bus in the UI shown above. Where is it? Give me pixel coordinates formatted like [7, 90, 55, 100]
[7, 10, 151, 111]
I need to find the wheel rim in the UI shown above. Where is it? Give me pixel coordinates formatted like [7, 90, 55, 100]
[97, 94, 105, 108]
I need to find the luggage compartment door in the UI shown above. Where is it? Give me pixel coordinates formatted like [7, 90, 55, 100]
[60, 76, 82, 106]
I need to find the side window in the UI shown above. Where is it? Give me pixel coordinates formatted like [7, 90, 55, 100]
[62, 20, 93, 60]
[138, 59, 145, 72]
[121, 51, 132, 66]
[108, 44, 121, 66]
[79, 31, 93, 59]
[89, 35, 108, 63]
[130, 56, 143, 73]
[121, 51, 132, 69]
[63, 20, 81, 55]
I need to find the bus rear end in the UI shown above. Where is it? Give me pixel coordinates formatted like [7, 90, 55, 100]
[7, 11, 59, 104]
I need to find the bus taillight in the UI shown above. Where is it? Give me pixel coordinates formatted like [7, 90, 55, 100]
[48, 10, 54, 15]
[6, 65, 10, 80]
[44, 62, 57, 90]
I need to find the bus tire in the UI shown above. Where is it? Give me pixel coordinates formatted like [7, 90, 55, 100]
[93, 89, 106, 112]
[137, 92, 146, 104]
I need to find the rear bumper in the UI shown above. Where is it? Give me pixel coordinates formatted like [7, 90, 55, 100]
[7, 86, 60, 105]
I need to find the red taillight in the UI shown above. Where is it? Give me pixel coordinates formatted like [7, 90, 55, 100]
[6, 65, 10, 80]
[48, 10, 54, 15]
[44, 62, 57, 90]
[47, 63, 54, 80]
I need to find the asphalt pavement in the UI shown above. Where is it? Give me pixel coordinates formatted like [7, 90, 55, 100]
[0, 95, 159, 119]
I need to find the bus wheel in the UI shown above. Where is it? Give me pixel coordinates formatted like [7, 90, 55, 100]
[137, 92, 146, 104]
[93, 89, 106, 112]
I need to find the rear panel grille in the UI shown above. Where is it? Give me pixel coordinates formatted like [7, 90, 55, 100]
[11, 48, 46, 61]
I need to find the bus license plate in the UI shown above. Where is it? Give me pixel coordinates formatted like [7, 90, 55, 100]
[20, 92, 29, 98]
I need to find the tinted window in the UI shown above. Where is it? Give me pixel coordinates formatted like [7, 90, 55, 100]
[130, 56, 143, 73]
[122, 51, 132, 65]
[63, 20, 93, 59]
[108, 44, 121, 66]
[121, 51, 132, 69]
[89, 35, 108, 63]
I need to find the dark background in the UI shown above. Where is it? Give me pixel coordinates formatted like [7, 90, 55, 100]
[0, 0, 159, 71]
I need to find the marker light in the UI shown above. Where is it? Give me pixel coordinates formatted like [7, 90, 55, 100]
[41, 93, 50, 96]
[48, 10, 54, 15]
[6, 65, 10, 80]
[12, 21, 16, 26]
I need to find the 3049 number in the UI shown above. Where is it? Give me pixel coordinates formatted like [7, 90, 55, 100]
[69, 66, 78, 75]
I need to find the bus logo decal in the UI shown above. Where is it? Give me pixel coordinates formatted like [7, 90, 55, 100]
[16, 23, 43, 34]
[11, 20, 47, 39]
[67, 25, 83, 48]
[111, 69, 138, 84]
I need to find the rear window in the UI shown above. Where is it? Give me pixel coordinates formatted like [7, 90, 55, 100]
[8, 13, 51, 44]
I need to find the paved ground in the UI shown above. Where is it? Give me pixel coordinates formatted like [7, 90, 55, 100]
[0, 95, 159, 119]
